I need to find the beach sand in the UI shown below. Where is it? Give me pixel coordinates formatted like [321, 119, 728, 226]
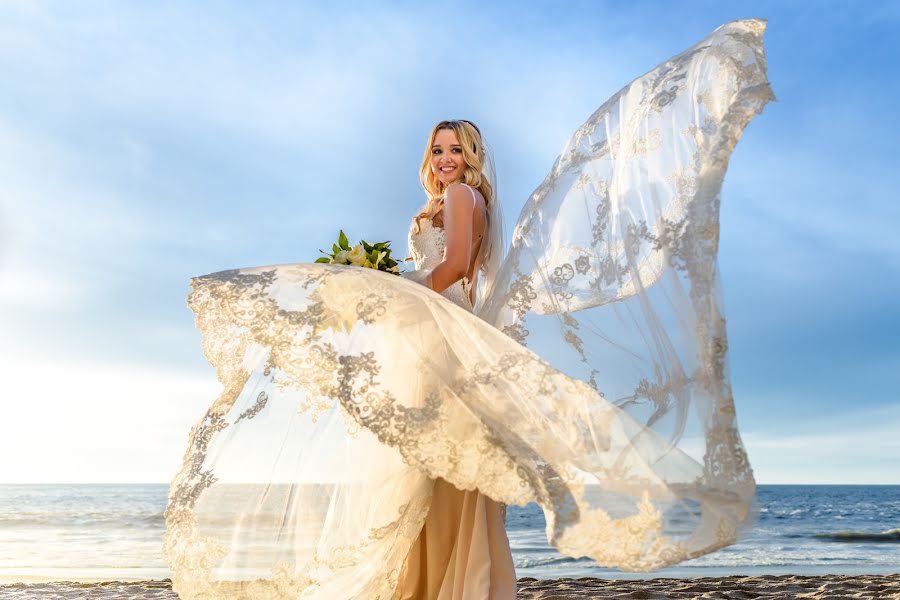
[1, 575, 899, 599]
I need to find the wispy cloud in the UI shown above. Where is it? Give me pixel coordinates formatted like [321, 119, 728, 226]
[745, 434, 900, 485]
[0, 2, 897, 482]
[740, 404, 900, 484]
[0, 355, 219, 483]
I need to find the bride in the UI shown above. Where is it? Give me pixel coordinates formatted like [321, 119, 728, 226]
[163, 19, 773, 600]
[394, 119, 517, 598]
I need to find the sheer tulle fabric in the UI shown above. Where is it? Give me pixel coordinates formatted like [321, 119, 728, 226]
[164, 19, 773, 599]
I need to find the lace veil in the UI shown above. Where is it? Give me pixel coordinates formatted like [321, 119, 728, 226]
[473, 137, 505, 312]
[475, 15, 773, 551]
[163, 19, 774, 599]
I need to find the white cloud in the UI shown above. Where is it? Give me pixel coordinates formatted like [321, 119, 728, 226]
[0, 261, 90, 309]
[0, 356, 219, 483]
[676, 403, 900, 485]
[0, 116, 159, 313]
[741, 404, 900, 484]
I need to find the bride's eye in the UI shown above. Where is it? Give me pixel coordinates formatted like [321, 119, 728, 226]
[432, 149, 441, 155]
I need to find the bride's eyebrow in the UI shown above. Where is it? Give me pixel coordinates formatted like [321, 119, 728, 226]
[432, 144, 463, 149]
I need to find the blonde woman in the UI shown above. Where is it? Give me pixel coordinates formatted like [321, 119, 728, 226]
[396, 119, 516, 598]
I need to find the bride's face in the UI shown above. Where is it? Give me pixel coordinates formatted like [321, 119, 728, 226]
[430, 128, 466, 186]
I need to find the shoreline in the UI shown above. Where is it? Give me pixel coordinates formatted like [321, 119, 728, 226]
[1, 574, 898, 599]
[5, 563, 900, 585]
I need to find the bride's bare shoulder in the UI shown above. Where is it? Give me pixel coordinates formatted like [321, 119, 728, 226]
[445, 182, 486, 212]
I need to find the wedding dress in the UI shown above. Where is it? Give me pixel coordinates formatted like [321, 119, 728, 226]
[392, 194, 518, 599]
[163, 19, 773, 600]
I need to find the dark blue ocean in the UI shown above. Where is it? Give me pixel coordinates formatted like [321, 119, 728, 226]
[0, 484, 897, 582]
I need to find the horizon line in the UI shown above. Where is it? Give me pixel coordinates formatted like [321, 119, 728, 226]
[3, 482, 899, 486]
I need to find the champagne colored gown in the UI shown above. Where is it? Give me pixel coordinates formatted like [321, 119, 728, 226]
[163, 20, 773, 600]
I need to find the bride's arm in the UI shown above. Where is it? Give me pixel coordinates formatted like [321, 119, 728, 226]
[423, 183, 475, 294]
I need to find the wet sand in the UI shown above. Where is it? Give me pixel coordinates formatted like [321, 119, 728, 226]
[517, 574, 900, 598]
[1, 574, 899, 598]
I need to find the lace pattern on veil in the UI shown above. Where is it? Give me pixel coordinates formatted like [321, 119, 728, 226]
[163, 19, 773, 599]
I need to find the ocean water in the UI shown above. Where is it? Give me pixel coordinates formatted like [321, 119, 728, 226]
[508, 485, 900, 579]
[0, 484, 897, 582]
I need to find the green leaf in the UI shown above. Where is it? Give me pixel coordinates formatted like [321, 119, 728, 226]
[332, 243, 341, 254]
[314, 257, 331, 263]
[338, 230, 350, 250]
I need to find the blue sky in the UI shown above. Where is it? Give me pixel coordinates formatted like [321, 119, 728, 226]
[0, 1, 897, 483]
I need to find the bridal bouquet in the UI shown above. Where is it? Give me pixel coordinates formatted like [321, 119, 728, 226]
[316, 230, 401, 274]
[313, 230, 403, 334]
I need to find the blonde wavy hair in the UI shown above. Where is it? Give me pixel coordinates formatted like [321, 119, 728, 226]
[413, 120, 493, 234]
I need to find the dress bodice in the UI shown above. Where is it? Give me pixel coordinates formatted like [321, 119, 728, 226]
[408, 217, 474, 310]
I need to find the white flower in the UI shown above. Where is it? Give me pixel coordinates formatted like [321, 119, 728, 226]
[347, 244, 367, 266]
[332, 249, 350, 264]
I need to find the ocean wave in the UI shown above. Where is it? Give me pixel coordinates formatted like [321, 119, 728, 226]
[515, 555, 587, 568]
[814, 528, 900, 543]
[0, 511, 164, 528]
